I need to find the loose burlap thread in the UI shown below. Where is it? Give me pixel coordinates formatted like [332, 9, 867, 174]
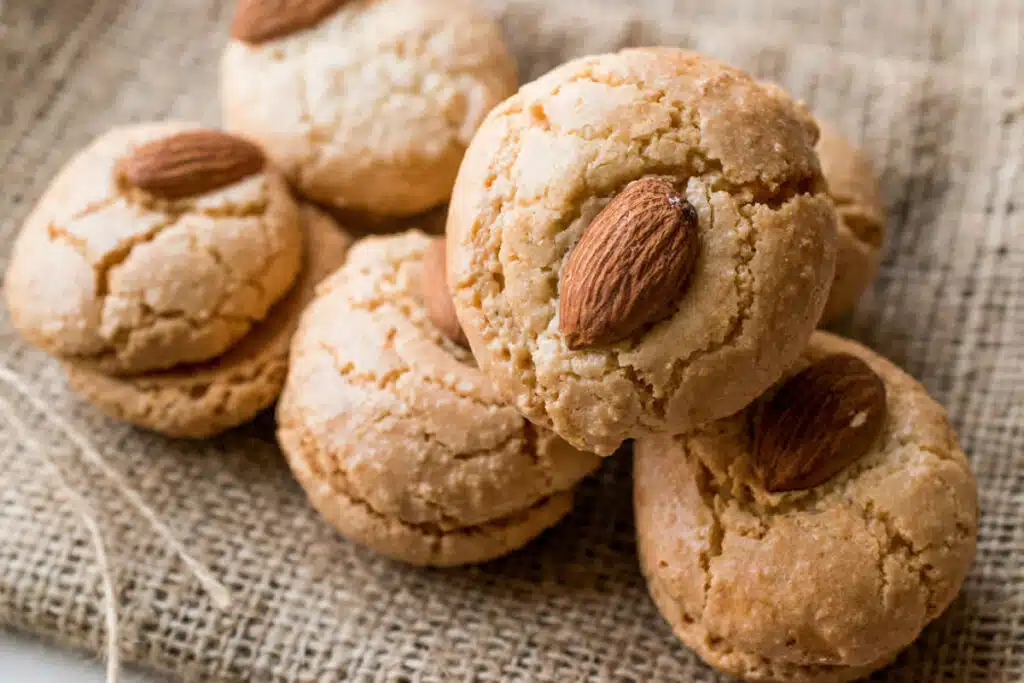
[1, 0, 1022, 681]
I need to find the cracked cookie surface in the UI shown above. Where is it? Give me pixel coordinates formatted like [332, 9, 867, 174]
[220, 0, 517, 216]
[447, 48, 838, 455]
[4, 121, 302, 375]
[65, 205, 350, 438]
[276, 231, 600, 566]
[816, 123, 887, 325]
[634, 331, 978, 683]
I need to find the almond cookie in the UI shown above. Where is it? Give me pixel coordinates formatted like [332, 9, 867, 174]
[64, 205, 350, 439]
[4, 121, 303, 376]
[447, 48, 838, 455]
[634, 331, 978, 683]
[817, 123, 886, 325]
[220, 0, 517, 216]
[276, 231, 601, 566]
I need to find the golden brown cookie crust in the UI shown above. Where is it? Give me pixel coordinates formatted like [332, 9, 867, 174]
[64, 205, 350, 438]
[634, 332, 978, 682]
[816, 123, 886, 325]
[220, 0, 517, 216]
[447, 48, 838, 456]
[4, 121, 303, 375]
[282, 416, 578, 567]
[276, 231, 600, 566]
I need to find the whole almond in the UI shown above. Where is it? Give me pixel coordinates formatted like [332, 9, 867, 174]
[754, 353, 887, 492]
[422, 238, 468, 348]
[232, 0, 349, 44]
[559, 176, 700, 349]
[118, 130, 265, 200]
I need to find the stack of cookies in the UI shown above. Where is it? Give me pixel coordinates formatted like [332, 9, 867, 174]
[3, 1, 977, 681]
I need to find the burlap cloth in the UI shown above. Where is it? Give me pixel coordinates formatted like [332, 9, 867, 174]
[1, 0, 1022, 681]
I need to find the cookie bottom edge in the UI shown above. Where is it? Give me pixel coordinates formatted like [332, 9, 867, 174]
[64, 353, 288, 439]
[645, 571, 901, 683]
[288, 448, 577, 567]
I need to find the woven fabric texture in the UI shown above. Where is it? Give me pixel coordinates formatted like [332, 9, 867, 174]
[1, 0, 1022, 681]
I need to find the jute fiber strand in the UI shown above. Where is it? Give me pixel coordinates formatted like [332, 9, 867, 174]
[1, 0, 1022, 681]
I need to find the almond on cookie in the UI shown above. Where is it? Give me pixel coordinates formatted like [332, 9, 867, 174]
[634, 331, 978, 683]
[447, 48, 839, 455]
[220, 0, 518, 217]
[5, 122, 351, 437]
[276, 231, 600, 566]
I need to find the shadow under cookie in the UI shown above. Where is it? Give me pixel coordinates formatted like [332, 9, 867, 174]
[63, 206, 351, 438]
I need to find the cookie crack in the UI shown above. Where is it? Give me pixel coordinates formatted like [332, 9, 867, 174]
[679, 426, 970, 629]
[529, 72, 817, 205]
[320, 337, 538, 466]
[294, 17, 507, 191]
[342, 246, 477, 363]
[190, 197, 268, 220]
[620, 187, 759, 422]
[47, 213, 179, 298]
[94, 215, 178, 297]
[687, 444, 725, 616]
[99, 301, 258, 358]
[287, 418, 569, 537]
[415, 373, 503, 413]
[858, 498, 939, 617]
[747, 434, 963, 518]
[195, 208, 289, 321]
[321, 339, 536, 464]
[46, 222, 89, 259]
[313, 319, 558, 524]
[684, 451, 893, 668]
[201, 240, 270, 315]
[45, 177, 281, 367]
[320, 337, 409, 391]
[70, 195, 120, 221]
[468, 71, 822, 442]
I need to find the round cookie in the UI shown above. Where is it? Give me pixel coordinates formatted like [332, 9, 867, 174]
[276, 231, 601, 566]
[65, 205, 350, 439]
[447, 48, 838, 455]
[220, 0, 517, 216]
[634, 331, 978, 683]
[4, 121, 302, 375]
[816, 123, 886, 325]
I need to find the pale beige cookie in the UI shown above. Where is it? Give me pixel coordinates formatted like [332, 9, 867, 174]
[447, 48, 838, 455]
[817, 123, 886, 325]
[220, 0, 517, 216]
[4, 122, 303, 375]
[634, 331, 978, 683]
[64, 205, 350, 439]
[276, 231, 600, 566]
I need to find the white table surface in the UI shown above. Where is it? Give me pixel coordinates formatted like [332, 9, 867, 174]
[0, 629, 164, 682]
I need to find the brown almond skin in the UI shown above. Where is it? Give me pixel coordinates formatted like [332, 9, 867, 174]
[422, 238, 468, 347]
[754, 353, 887, 492]
[118, 130, 265, 200]
[232, 0, 349, 44]
[559, 176, 700, 349]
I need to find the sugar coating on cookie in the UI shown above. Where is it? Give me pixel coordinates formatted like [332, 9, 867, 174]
[276, 231, 600, 566]
[64, 205, 351, 438]
[220, 0, 517, 216]
[816, 123, 886, 325]
[447, 48, 838, 455]
[4, 121, 302, 375]
[634, 331, 977, 683]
